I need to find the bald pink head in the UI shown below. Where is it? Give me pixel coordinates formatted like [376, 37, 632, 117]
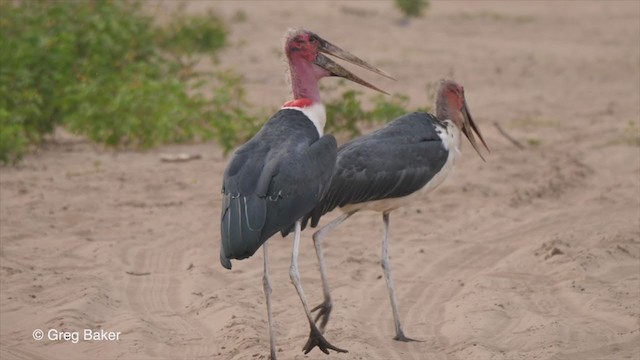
[285, 30, 322, 63]
[436, 80, 490, 160]
[436, 80, 465, 125]
[284, 30, 330, 102]
[283, 29, 391, 103]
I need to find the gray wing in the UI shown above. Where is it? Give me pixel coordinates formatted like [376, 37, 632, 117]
[308, 112, 449, 227]
[220, 109, 337, 269]
[264, 134, 337, 239]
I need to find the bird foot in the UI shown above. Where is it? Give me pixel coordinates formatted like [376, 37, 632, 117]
[393, 332, 422, 342]
[311, 300, 332, 332]
[302, 326, 347, 355]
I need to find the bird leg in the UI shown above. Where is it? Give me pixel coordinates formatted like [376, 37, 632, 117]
[263, 242, 278, 360]
[311, 211, 355, 332]
[289, 220, 348, 355]
[381, 212, 421, 342]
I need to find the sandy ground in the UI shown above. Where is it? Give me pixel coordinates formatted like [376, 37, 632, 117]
[1, 1, 639, 360]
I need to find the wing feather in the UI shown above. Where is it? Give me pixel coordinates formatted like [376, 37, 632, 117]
[308, 112, 450, 227]
[220, 109, 337, 268]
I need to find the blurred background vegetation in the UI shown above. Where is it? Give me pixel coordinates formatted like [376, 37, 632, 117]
[0, 0, 426, 164]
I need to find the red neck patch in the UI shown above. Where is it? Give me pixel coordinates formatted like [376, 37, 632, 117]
[282, 98, 314, 108]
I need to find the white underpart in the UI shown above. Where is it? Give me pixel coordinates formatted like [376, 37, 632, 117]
[282, 103, 326, 137]
[342, 119, 461, 213]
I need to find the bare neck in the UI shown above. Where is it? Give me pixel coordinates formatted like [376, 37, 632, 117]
[288, 56, 321, 102]
[436, 99, 451, 121]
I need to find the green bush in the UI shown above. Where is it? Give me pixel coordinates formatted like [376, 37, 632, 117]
[159, 12, 227, 57]
[325, 89, 368, 137]
[323, 81, 430, 138]
[0, 0, 260, 163]
[395, 0, 429, 18]
[0, 1, 427, 164]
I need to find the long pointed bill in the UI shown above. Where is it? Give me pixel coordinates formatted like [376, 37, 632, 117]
[317, 38, 395, 80]
[314, 53, 389, 94]
[311, 34, 393, 94]
[461, 99, 490, 161]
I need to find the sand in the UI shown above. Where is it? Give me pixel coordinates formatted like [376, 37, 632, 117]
[1, 1, 639, 359]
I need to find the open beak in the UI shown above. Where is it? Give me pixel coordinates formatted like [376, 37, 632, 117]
[313, 36, 393, 94]
[461, 98, 491, 161]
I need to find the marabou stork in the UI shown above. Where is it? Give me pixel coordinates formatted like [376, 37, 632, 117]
[302, 80, 490, 343]
[219, 29, 392, 359]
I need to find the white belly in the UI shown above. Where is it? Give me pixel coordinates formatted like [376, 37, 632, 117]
[341, 120, 461, 213]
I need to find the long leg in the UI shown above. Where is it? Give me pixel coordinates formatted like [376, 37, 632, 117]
[311, 211, 356, 332]
[289, 220, 348, 355]
[381, 212, 420, 342]
[263, 242, 277, 359]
